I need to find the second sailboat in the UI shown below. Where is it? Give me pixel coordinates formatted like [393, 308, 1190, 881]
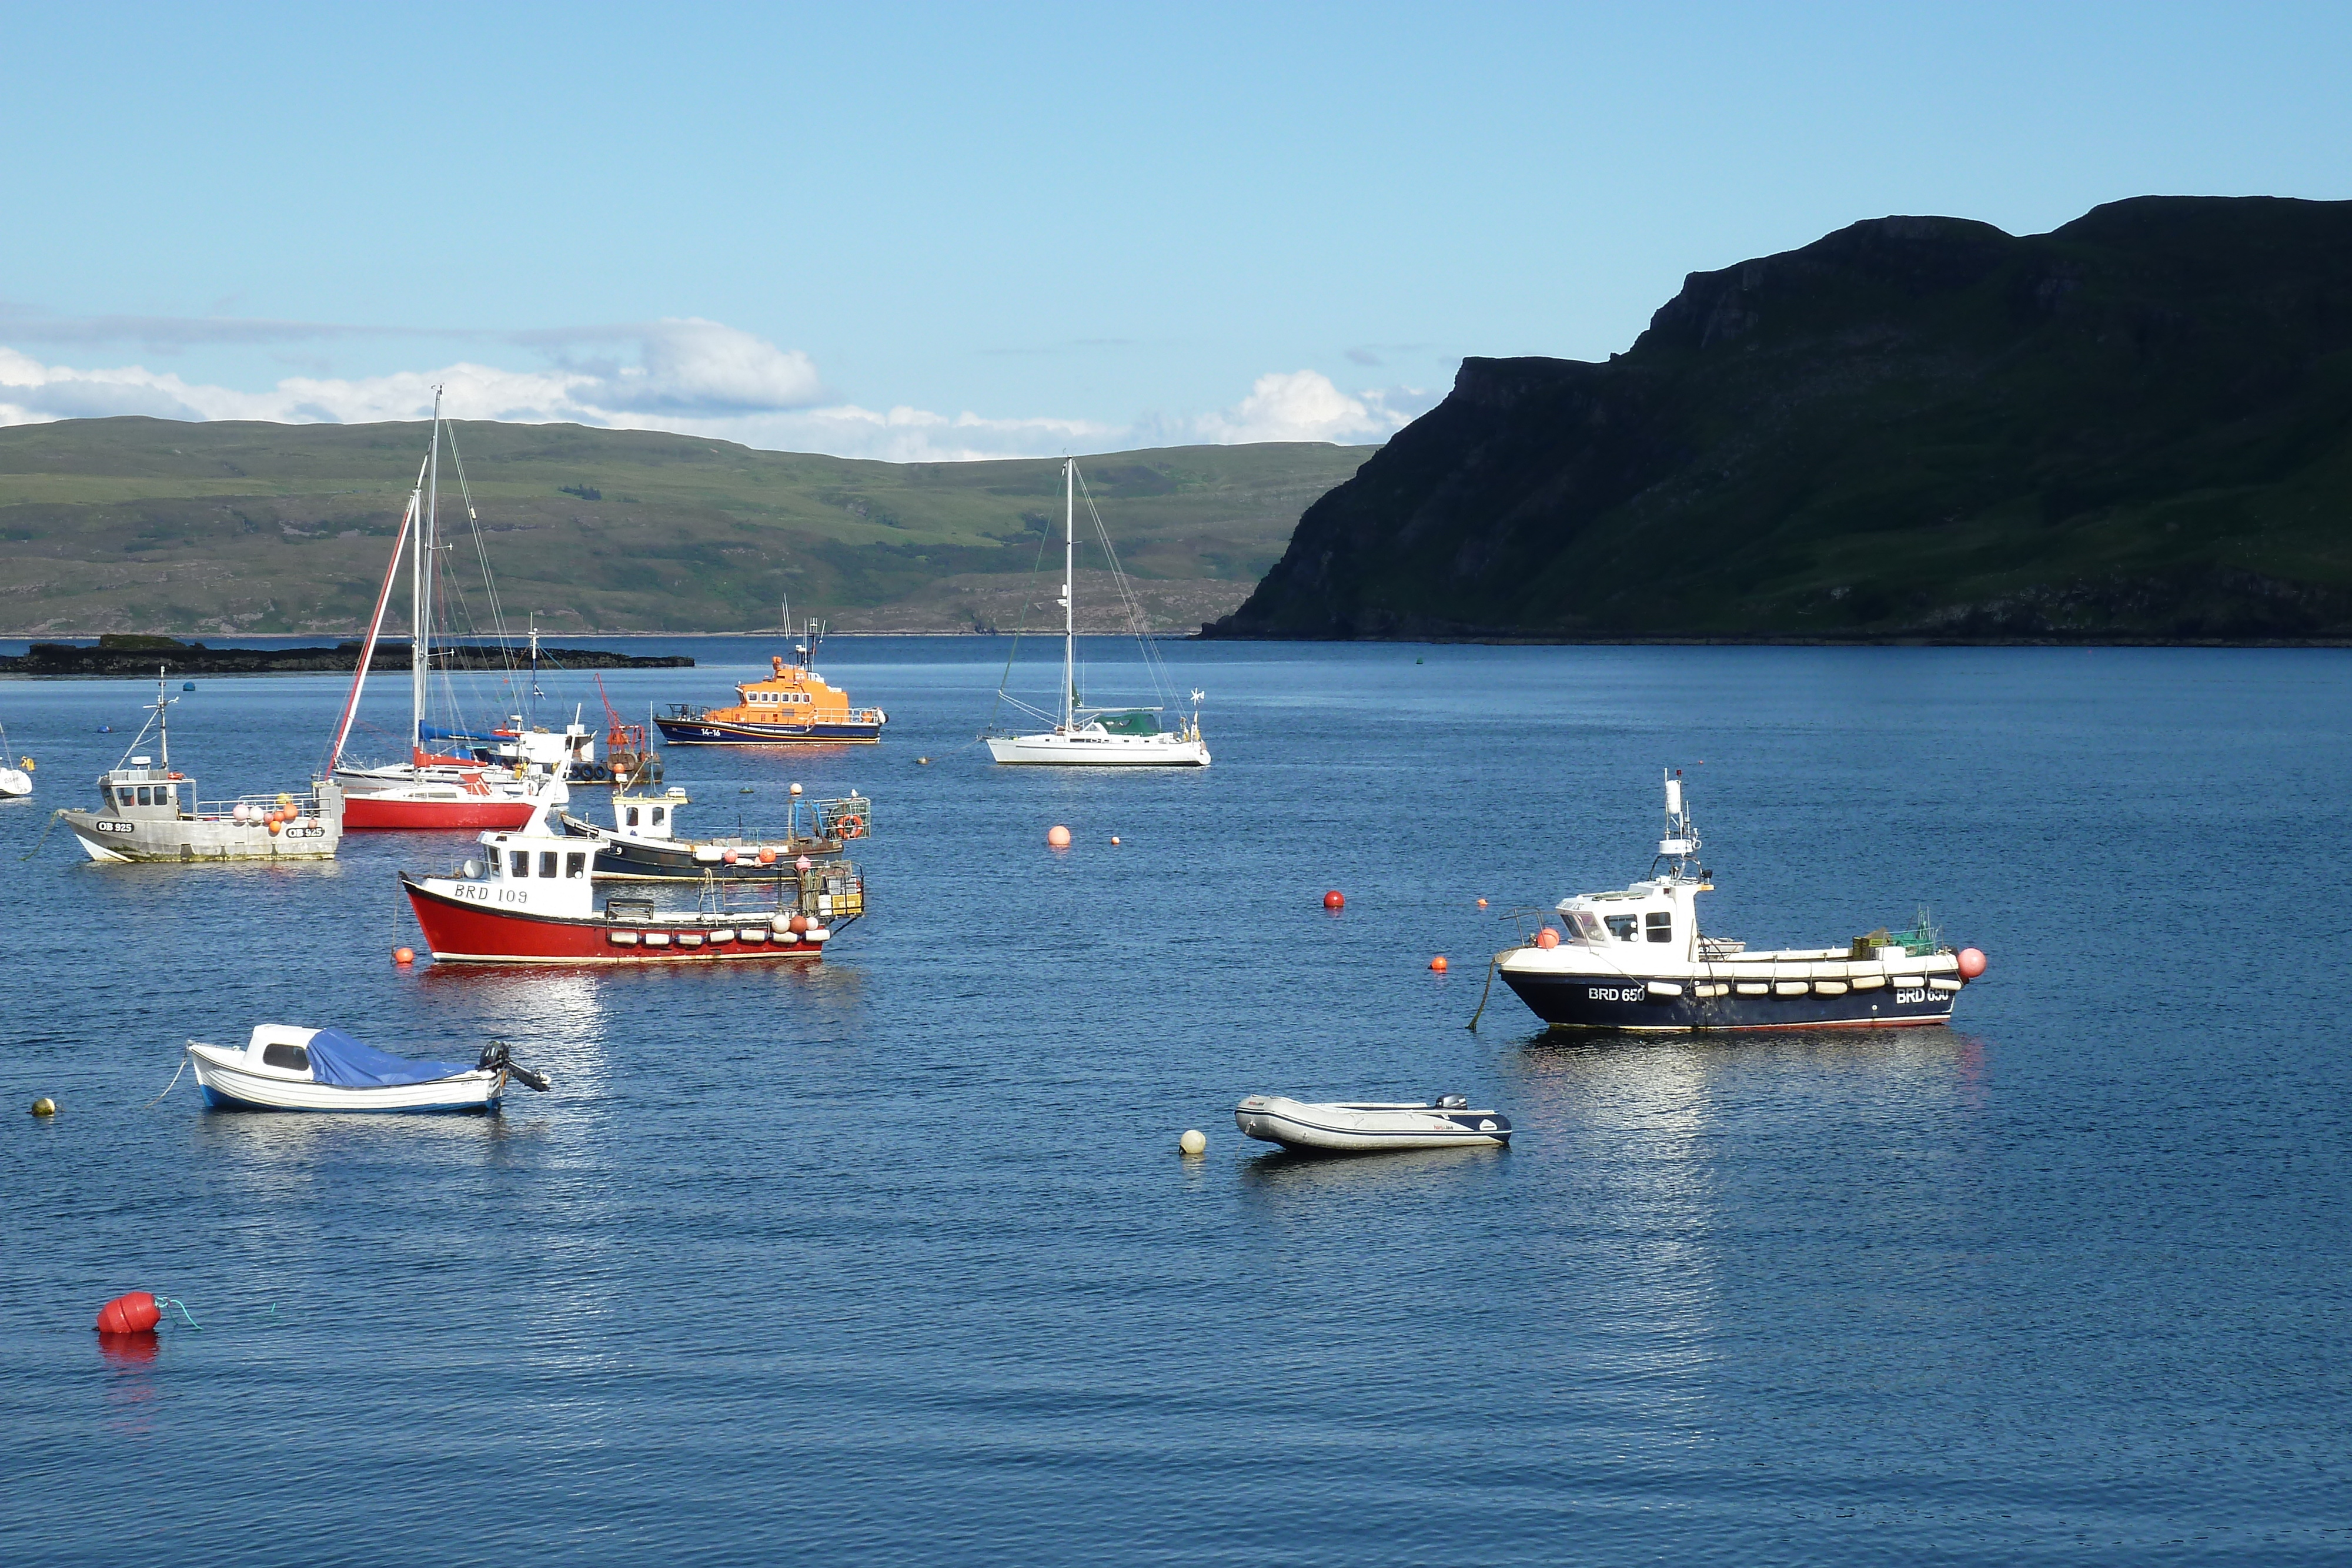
[983, 459, 1209, 767]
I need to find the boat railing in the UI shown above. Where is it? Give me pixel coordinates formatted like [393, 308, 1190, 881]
[813, 795, 874, 839]
[191, 788, 332, 820]
[659, 703, 707, 721]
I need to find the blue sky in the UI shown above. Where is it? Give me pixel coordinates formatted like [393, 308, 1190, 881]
[2, 2, 2346, 459]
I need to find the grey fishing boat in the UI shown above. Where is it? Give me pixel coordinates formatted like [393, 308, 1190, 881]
[58, 674, 345, 863]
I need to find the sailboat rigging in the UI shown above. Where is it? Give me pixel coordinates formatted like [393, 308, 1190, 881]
[326, 388, 566, 830]
[982, 458, 1208, 767]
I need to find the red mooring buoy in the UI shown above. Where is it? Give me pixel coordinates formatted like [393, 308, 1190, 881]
[1322, 890, 1345, 910]
[95, 1290, 162, 1335]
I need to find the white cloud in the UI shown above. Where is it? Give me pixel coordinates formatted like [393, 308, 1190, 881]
[1193, 369, 1416, 444]
[1, 330, 1421, 461]
[589, 318, 826, 413]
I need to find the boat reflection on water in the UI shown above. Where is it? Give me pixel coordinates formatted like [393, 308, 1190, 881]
[1504, 1021, 1982, 1121]
[1237, 1139, 1508, 1197]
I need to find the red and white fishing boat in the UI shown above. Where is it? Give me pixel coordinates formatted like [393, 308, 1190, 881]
[400, 807, 863, 964]
[324, 387, 563, 831]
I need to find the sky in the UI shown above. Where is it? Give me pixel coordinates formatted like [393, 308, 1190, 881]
[2, 2, 2347, 461]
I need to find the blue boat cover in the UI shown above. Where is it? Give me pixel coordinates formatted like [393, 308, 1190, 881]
[305, 1028, 472, 1087]
[416, 723, 498, 743]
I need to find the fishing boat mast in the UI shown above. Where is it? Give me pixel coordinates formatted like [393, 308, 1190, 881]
[1061, 456, 1075, 730]
[153, 667, 172, 775]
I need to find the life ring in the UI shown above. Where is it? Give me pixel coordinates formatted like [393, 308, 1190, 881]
[834, 814, 866, 840]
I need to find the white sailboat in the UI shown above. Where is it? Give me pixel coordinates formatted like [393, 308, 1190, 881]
[326, 387, 564, 830]
[0, 721, 30, 798]
[983, 458, 1210, 767]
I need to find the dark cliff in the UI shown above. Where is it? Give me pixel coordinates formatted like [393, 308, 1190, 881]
[1207, 197, 2352, 641]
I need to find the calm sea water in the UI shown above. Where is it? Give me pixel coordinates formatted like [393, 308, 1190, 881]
[3, 640, 2348, 1566]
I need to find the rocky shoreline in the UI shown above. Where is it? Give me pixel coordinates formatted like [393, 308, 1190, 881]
[0, 637, 692, 677]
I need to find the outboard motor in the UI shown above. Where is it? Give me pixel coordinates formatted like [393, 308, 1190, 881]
[478, 1039, 552, 1092]
[1435, 1093, 1469, 1109]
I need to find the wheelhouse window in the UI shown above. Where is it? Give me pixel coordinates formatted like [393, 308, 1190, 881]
[136, 786, 153, 806]
[539, 851, 559, 878]
[261, 1043, 310, 1072]
[1604, 915, 1639, 942]
[652, 807, 666, 827]
[565, 852, 587, 879]
[1565, 911, 1606, 944]
[509, 850, 529, 877]
[1646, 912, 1673, 942]
[626, 807, 641, 827]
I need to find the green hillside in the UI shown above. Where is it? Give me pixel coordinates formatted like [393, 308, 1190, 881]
[1211, 196, 2352, 642]
[0, 419, 1371, 634]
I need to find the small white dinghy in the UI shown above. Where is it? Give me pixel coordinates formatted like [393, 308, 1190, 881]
[184, 1025, 549, 1114]
[1234, 1094, 1512, 1153]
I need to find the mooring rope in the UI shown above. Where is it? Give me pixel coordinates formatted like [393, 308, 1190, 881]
[143, 1047, 192, 1108]
[18, 808, 66, 861]
[1466, 954, 1499, 1031]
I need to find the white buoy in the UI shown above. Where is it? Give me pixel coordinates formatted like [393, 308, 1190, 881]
[1178, 1128, 1207, 1156]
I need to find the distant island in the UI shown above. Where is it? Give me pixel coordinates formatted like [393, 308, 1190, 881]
[0, 633, 691, 677]
[1207, 195, 2352, 643]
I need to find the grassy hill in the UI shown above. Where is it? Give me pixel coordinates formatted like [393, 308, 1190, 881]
[1211, 196, 2352, 642]
[0, 419, 1371, 634]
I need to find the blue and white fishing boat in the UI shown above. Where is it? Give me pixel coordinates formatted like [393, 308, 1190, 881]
[1494, 771, 1989, 1032]
[183, 1026, 548, 1113]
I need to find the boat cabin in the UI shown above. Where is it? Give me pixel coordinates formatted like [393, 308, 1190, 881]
[611, 787, 691, 842]
[1555, 880, 1708, 963]
[96, 756, 189, 817]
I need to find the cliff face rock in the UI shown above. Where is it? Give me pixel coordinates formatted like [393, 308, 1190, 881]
[1207, 197, 2352, 640]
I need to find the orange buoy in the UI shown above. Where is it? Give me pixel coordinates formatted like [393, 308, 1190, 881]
[393, 947, 415, 965]
[1322, 890, 1344, 910]
[721, 848, 739, 864]
[1429, 955, 1449, 972]
[1476, 898, 1488, 908]
[788, 914, 811, 935]
[1047, 824, 1072, 848]
[1109, 836, 1121, 845]
[1535, 927, 1561, 950]
[95, 1291, 161, 1335]
[1957, 947, 1989, 978]
[266, 818, 282, 835]
[758, 845, 777, 865]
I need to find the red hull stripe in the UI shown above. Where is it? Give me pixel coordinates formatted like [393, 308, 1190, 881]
[348, 798, 540, 831]
[401, 877, 829, 965]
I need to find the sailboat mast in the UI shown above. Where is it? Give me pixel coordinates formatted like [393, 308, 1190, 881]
[413, 387, 442, 765]
[1062, 457, 1075, 728]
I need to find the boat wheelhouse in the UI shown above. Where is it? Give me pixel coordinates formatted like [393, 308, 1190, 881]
[656, 616, 885, 746]
[1494, 771, 1986, 1032]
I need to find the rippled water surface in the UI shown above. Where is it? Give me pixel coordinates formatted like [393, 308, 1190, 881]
[4, 640, 2348, 1565]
